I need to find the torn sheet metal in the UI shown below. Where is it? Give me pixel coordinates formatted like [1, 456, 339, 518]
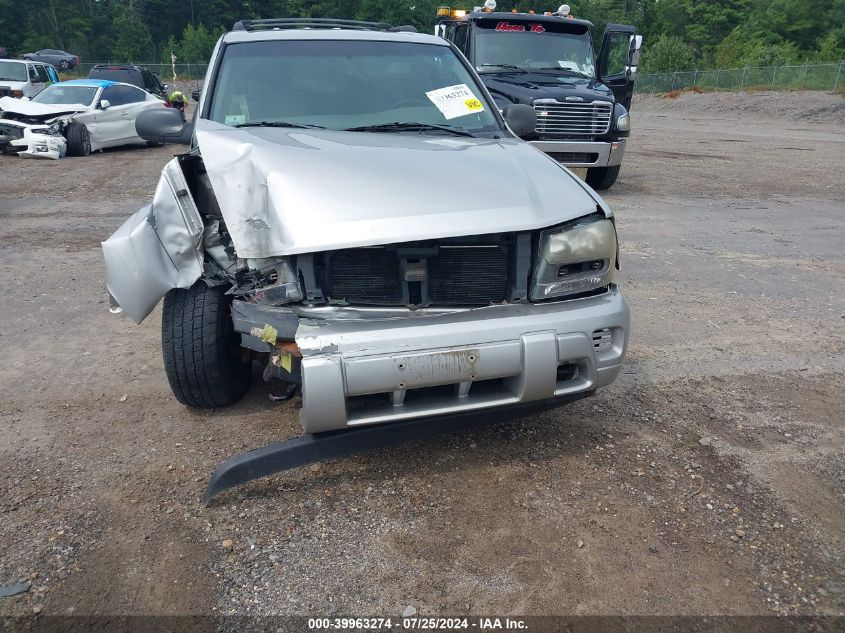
[13, 126, 67, 159]
[194, 118, 601, 259]
[101, 158, 204, 323]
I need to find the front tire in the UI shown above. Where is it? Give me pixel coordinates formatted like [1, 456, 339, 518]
[585, 164, 621, 190]
[65, 122, 90, 156]
[59, 60, 70, 70]
[162, 283, 252, 408]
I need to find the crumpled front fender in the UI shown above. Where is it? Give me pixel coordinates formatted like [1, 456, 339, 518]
[101, 158, 204, 323]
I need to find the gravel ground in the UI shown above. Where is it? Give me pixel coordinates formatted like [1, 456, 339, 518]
[0, 90, 843, 623]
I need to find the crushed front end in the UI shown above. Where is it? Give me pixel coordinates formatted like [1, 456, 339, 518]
[102, 128, 629, 434]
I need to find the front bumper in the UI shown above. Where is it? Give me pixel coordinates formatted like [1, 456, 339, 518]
[237, 287, 629, 433]
[530, 139, 626, 168]
[0, 122, 66, 159]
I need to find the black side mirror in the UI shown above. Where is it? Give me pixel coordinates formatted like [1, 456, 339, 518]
[502, 104, 536, 137]
[136, 107, 193, 145]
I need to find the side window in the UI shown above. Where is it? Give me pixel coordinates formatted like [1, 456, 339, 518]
[122, 86, 147, 103]
[104, 85, 146, 106]
[453, 24, 469, 55]
[101, 85, 120, 106]
[28, 65, 40, 82]
[141, 69, 155, 91]
[46, 66, 59, 82]
[602, 33, 630, 77]
[35, 65, 50, 83]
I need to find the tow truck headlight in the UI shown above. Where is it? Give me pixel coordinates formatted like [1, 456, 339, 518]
[616, 109, 630, 132]
[530, 216, 617, 300]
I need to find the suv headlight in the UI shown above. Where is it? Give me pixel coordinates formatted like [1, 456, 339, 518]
[245, 257, 303, 304]
[530, 215, 617, 301]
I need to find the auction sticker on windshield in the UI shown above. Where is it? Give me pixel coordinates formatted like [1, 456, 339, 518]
[425, 84, 485, 120]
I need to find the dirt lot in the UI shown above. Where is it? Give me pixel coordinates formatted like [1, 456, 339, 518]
[1, 90, 843, 623]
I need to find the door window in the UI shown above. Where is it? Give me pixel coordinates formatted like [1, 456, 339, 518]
[601, 33, 630, 77]
[28, 65, 40, 82]
[453, 24, 468, 54]
[102, 85, 146, 106]
[35, 65, 50, 83]
[121, 85, 147, 103]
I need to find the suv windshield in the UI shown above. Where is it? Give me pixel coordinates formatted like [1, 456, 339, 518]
[33, 85, 97, 106]
[474, 20, 595, 77]
[0, 61, 27, 82]
[209, 40, 499, 135]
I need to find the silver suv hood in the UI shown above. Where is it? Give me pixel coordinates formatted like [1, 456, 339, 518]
[195, 119, 603, 259]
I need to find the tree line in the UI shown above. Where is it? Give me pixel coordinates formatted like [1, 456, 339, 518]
[1, 0, 842, 71]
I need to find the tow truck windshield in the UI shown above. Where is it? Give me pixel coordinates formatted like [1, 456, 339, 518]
[209, 40, 500, 135]
[474, 20, 595, 78]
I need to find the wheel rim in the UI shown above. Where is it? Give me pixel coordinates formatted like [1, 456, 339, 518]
[82, 128, 90, 154]
[60, 61, 69, 70]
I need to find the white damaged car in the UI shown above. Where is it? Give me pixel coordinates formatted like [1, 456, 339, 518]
[0, 79, 164, 159]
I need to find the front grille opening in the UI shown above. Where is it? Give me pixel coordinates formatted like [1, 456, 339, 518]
[556, 363, 580, 382]
[592, 328, 613, 354]
[548, 152, 600, 164]
[347, 378, 509, 412]
[534, 101, 612, 137]
[326, 248, 403, 305]
[323, 240, 516, 307]
[427, 246, 509, 305]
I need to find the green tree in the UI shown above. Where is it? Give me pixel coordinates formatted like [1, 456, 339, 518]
[641, 34, 697, 72]
[178, 23, 223, 62]
[111, 4, 154, 62]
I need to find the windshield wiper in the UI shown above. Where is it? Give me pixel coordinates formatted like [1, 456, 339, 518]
[530, 67, 592, 77]
[477, 64, 528, 74]
[344, 122, 475, 137]
[234, 121, 326, 129]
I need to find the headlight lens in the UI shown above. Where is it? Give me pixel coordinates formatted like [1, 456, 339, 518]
[30, 123, 60, 136]
[530, 216, 617, 300]
[245, 257, 303, 305]
[617, 111, 630, 132]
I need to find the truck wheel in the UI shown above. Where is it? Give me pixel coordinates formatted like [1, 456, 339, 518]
[586, 165, 621, 190]
[65, 122, 91, 156]
[161, 282, 252, 408]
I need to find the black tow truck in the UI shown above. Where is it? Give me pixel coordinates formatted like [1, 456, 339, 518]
[436, 4, 641, 189]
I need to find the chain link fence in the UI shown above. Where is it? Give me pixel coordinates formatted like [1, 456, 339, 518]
[639, 62, 844, 94]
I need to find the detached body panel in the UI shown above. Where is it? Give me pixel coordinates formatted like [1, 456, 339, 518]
[102, 159, 204, 323]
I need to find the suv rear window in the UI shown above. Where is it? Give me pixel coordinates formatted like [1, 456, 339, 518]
[90, 67, 143, 89]
[0, 61, 27, 82]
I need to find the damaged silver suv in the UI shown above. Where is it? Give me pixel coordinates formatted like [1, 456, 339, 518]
[102, 18, 629, 435]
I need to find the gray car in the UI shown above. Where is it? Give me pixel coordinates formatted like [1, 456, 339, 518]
[22, 48, 78, 71]
[103, 19, 629, 441]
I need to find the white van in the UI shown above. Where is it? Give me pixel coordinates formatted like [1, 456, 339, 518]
[0, 59, 59, 99]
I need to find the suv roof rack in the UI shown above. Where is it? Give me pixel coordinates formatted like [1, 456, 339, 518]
[232, 18, 417, 32]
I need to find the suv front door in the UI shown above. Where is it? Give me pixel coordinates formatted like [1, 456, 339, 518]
[596, 24, 641, 110]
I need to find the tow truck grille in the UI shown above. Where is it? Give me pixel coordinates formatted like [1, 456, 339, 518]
[325, 244, 511, 306]
[533, 101, 612, 137]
